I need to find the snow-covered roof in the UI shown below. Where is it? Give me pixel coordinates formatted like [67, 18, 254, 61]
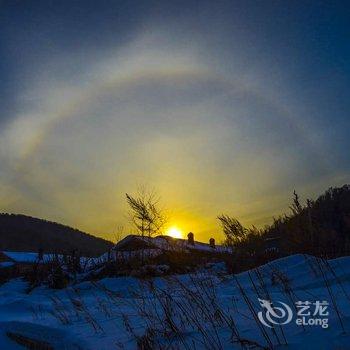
[0, 251, 94, 265]
[0, 251, 50, 267]
[2, 251, 43, 263]
[1, 251, 70, 264]
[112, 235, 230, 254]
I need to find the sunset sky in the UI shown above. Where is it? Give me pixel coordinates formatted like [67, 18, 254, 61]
[1, 1, 349, 242]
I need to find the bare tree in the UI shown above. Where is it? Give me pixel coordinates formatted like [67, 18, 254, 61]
[217, 214, 247, 249]
[126, 189, 167, 238]
[290, 190, 303, 216]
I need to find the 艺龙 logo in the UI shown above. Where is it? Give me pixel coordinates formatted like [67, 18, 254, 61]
[257, 299, 329, 328]
[257, 298, 293, 327]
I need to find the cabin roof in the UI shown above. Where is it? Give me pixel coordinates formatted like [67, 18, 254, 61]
[0, 251, 13, 263]
[112, 235, 230, 253]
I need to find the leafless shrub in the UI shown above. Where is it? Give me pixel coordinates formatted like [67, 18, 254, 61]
[30, 304, 45, 321]
[49, 295, 72, 325]
[68, 288, 105, 333]
[120, 271, 268, 349]
[314, 258, 346, 333]
[247, 269, 288, 345]
[234, 275, 274, 349]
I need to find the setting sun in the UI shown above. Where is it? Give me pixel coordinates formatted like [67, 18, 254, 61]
[166, 226, 183, 239]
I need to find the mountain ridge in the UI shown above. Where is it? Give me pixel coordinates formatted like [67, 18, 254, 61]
[0, 213, 113, 257]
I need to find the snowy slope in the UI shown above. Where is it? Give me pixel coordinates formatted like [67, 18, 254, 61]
[1, 254, 350, 349]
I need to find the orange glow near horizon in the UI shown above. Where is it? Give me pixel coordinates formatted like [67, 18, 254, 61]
[166, 226, 183, 239]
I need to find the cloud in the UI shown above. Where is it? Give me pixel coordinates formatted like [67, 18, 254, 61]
[0, 8, 349, 240]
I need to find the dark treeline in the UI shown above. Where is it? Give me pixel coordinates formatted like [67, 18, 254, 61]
[266, 185, 350, 256]
[219, 185, 350, 272]
[0, 214, 113, 257]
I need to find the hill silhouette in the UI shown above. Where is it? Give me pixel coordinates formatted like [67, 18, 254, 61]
[0, 214, 113, 257]
[264, 184, 350, 257]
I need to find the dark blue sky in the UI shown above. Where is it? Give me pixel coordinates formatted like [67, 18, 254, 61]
[1, 0, 349, 239]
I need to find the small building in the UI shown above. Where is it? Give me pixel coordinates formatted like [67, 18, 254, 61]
[0, 251, 48, 275]
[0, 251, 96, 278]
[103, 233, 230, 262]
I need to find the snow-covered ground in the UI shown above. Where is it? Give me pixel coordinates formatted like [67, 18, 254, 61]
[1, 254, 350, 349]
